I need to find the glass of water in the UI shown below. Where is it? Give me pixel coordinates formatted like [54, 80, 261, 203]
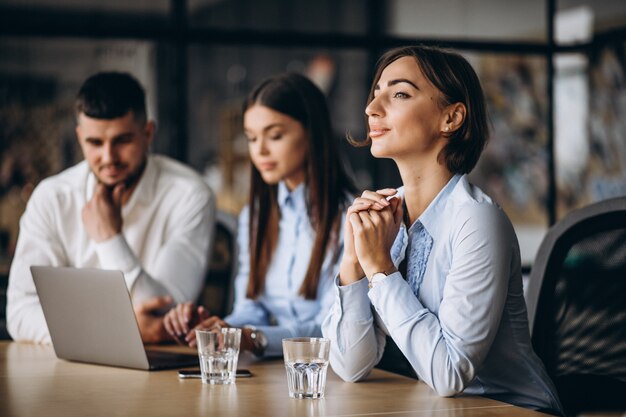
[196, 328, 241, 384]
[282, 337, 330, 399]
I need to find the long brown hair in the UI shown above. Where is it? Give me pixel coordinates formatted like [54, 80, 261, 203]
[243, 73, 355, 300]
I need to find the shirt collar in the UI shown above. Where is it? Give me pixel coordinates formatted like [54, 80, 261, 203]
[277, 181, 306, 212]
[391, 174, 463, 265]
[85, 155, 156, 208]
[418, 174, 462, 237]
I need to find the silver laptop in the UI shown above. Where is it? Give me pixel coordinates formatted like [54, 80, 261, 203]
[31, 266, 198, 371]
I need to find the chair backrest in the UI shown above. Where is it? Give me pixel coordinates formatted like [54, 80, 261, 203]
[198, 210, 238, 317]
[527, 197, 626, 415]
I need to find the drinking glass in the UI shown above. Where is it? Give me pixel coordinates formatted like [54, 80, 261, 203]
[196, 328, 241, 384]
[282, 337, 330, 399]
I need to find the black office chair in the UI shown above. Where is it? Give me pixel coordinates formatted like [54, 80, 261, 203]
[526, 197, 626, 416]
[197, 210, 238, 318]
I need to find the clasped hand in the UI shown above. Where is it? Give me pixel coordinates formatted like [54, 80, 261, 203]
[339, 188, 403, 284]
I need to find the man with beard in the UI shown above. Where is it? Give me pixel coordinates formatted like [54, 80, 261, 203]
[6, 72, 215, 344]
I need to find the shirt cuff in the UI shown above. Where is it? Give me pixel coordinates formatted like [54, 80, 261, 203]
[95, 234, 141, 288]
[368, 273, 427, 329]
[255, 325, 293, 358]
[335, 276, 372, 322]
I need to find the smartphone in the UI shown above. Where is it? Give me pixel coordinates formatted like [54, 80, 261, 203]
[178, 369, 253, 379]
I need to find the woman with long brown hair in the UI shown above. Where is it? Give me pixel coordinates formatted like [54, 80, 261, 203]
[164, 72, 354, 357]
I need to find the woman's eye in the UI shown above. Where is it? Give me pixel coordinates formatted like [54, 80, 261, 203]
[393, 91, 410, 99]
[270, 134, 283, 140]
[246, 136, 256, 143]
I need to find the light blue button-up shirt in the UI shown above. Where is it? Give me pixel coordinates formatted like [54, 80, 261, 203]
[225, 181, 341, 357]
[322, 175, 563, 413]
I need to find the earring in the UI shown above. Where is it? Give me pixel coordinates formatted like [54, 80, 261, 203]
[444, 126, 450, 132]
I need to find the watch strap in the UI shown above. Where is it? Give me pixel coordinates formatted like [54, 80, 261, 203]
[367, 266, 397, 289]
[244, 325, 268, 356]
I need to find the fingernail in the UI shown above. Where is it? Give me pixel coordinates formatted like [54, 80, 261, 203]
[379, 198, 390, 205]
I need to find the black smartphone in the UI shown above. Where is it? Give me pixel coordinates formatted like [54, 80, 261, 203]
[178, 369, 253, 379]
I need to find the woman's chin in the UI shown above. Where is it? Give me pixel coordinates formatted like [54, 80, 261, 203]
[369, 144, 391, 159]
[260, 172, 281, 185]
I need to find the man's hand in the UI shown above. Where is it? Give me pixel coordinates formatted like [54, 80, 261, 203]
[134, 296, 174, 344]
[82, 182, 124, 243]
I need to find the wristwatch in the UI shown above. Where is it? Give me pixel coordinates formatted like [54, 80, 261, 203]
[243, 325, 268, 357]
[368, 272, 388, 289]
[368, 267, 396, 289]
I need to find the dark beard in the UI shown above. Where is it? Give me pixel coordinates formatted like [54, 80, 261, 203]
[121, 158, 147, 190]
[98, 157, 147, 192]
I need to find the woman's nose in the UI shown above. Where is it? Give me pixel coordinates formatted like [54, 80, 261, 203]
[365, 95, 384, 118]
[254, 138, 269, 156]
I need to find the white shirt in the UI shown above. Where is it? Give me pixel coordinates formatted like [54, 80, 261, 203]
[7, 155, 215, 344]
[225, 182, 342, 357]
[322, 175, 563, 413]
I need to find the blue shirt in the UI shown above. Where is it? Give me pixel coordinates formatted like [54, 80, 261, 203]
[225, 182, 342, 356]
[322, 175, 563, 413]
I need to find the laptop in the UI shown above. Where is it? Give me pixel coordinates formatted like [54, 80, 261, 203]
[31, 265, 199, 371]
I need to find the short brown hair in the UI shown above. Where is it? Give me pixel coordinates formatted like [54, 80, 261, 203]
[354, 45, 489, 174]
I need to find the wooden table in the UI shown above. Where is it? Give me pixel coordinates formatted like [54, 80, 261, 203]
[0, 342, 550, 417]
